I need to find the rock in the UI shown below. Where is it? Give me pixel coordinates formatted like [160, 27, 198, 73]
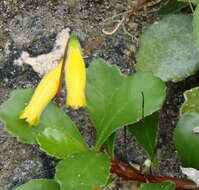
[0, 30, 11, 68]
[0, 123, 56, 190]
[8, 8, 65, 49]
[0, 0, 189, 189]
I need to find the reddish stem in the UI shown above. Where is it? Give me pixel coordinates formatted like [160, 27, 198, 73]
[84, 35, 107, 54]
[111, 157, 197, 190]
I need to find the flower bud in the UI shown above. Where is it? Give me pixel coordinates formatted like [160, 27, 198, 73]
[65, 36, 86, 109]
[20, 63, 62, 126]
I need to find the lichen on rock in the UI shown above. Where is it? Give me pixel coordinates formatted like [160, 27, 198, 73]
[14, 28, 70, 76]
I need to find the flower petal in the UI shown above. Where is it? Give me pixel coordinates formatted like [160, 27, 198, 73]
[20, 63, 62, 126]
[65, 36, 86, 109]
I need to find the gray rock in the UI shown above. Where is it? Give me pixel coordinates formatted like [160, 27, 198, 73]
[0, 122, 56, 190]
[0, 0, 191, 189]
[8, 9, 65, 49]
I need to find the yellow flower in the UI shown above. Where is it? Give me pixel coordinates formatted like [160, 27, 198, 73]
[19, 63, 62, 126]
[65, 36, 86, 109]
[19, 36, 86, 126]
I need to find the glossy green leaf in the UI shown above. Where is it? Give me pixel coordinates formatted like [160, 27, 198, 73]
[14, 179, 60, 190]
[138, 182, 175, 190]
[136, 15, 199, 82]
[128, 112, 159, 159]
[193, 4, 199, 48]
[181, 86, 199, 114]
[37, 128, 88, 159]
[0, 89, 87, 155]
[158, 0, 187, 15]
[174, 112, 199, 169]
[55, 151, 110, 190]
[87, 59, 166, 149]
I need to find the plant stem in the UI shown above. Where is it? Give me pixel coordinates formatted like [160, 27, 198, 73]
[110, 156, 197, 189]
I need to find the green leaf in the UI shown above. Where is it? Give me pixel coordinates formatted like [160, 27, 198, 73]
[128, 112, 159, 159]
[55, 151, 110, 190]
[87, 59, 166, 149]
[138, 182, 175, 190]
[158, 0, 187, 15]
[136, 15, 199, 82]
[14, 179, 60, 190]
[103, 133, 115, 156]
[37, 128, 88, 159]
[0, 89, 87, 157]
[181, 86, 199, 114]
[174, 112, 199, 169]
[0, 89, 43, 143]
[193, 4, 199, 48]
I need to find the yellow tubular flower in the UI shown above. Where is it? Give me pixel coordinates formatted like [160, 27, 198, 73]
[20, 63, 62, 126]
[65, 36, 86, 109]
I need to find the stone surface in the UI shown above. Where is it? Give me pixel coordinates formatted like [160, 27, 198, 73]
[0, 122, 55, 190]
[0, 0, 196, 189]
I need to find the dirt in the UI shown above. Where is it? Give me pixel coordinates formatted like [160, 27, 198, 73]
[0, 0, 198, 190]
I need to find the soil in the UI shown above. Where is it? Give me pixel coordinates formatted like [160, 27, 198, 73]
[0, 0, 199, 190]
